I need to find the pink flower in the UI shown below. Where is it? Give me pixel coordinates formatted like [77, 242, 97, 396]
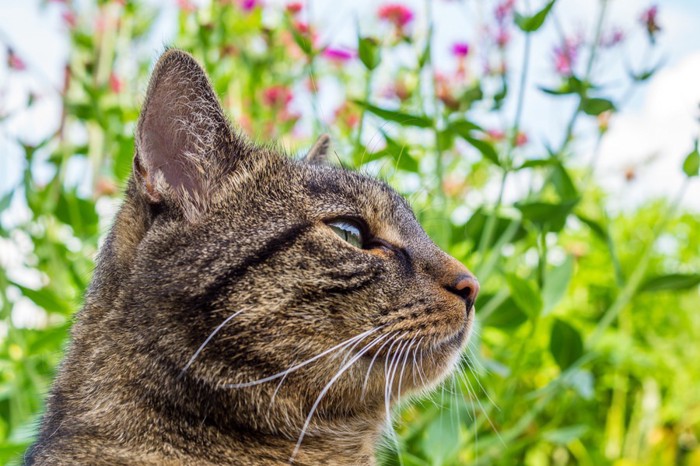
[486, 129, 506, 143]
[640, 5, 661, 42]
[496, 28, 511, 48]
[494, 0, 515, 23]
[600, 27, 625, 48]
[515, 131, 528, 147]
[62, 10, 77, 28]
[553, 38, 581, 76]
[378, 4, 414, 28]
[451, 42, 470, 58]
[286, 2, 302, 14]
[240, 0, 259, 11]
[176, 0, 196, 13]
[109, 72, 123, 93]
[263, 85, 293, 108]
[323, 47, 355, 63]
[7, 49, 26, 71]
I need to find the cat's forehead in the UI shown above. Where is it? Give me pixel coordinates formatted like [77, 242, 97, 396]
[296, 161, 425, 245]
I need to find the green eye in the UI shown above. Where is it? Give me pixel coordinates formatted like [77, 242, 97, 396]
[328, 220, 364, 248]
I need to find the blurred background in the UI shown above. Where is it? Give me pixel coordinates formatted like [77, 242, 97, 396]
[0, 0, 699, 465]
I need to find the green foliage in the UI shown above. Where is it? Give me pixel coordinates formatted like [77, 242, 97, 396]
[1, 1, 699, 465]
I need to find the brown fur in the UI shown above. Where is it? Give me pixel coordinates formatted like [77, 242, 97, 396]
[26, 50, 479, 465]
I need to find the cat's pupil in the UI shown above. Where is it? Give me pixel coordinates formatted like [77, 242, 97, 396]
[328, 220, 363, 248]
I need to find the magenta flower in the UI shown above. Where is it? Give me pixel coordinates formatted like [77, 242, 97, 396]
[323, 47, 356, 63]
[378, 4, 414, 28]
[7, 49, 27, 71]
[240, 0, 259, 11]
[451, 42, 470, 58]
[553, 38, 580, 76]
[640, 5, 661, 42]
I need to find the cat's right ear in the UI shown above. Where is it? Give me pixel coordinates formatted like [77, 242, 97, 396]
[133, 49, 233, 221]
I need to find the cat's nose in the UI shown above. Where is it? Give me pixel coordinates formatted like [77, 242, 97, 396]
[444, 274, 480, 310]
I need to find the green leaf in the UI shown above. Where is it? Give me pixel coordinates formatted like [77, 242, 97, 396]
[640, 273, 700, 292]
[460, 208, 527, 246]
[381, 132, 420, 173]
[550, 319, 583, 371]
[13, 284, 71, 313]
[514, 0, 556, 32]
[515, 198, 579, 231]
[543, 425, 588, 444]
[515, 158, 558, 170]
[506, 274, 542, 319]
[481, 296, 529, 328]
[352, 101, 432, 128]
[422, 408, 461, 464]
[290, 24, 313, 55]
[543, 255, 574, 315]
[575, 213, 609, 242]
[682, 142, 699, 177]
[358, 36, 380, 70]
[550, 162, 579, 200]
[462, 135, 501, 166]
[581, 97, 615, 116]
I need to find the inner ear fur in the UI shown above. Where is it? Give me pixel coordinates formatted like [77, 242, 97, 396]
[134, 49, 234, 221]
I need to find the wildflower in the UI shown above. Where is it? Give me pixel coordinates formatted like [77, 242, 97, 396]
[494, 0, 515, 24]
[109, 72, 123, 93]
[263, 85, 293, 108]
[322, 47, 355, 63]
[435, 72, 459, 110]
[495, 27, 510, 48]
[553, 38, 581, 76]
[7, 49, 27, 71]
[378, 4, 414, 28]
[286, 2, 302, 14]
[384, 72, 417, 102]
[240, 0, 258, 11]
[640, 5, 661, 42]
[515, 131, 528, 147]
[485, 129, 506, 143]
[176, 0, 196, 13]
[451, 42, 470, 58]
[600, 27, 625, 48]
[334, 102, 359, 130]
[62, 9, 77, 28]
[597, 110, 612, 133]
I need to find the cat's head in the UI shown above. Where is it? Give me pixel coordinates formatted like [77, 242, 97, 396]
[115, 50, 478, 433]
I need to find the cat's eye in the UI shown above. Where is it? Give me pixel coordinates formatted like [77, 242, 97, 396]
[327, 220, 364, 248]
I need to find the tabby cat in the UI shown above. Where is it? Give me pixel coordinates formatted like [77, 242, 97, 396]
[26, 50, 479, 465]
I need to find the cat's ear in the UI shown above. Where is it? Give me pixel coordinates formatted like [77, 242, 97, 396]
[303, 134, 332, 165]
[134, 49, 233, 220]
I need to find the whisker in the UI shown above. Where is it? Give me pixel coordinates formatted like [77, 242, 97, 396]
[289, 332, 390, 463]
[225, 326, 383, 389]
[179, 310, 243, 378]
[396, 336, 417, 407]
[361, 332, 398, 400]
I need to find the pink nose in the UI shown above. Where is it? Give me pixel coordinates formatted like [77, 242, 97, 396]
[449, 275, 480, 307]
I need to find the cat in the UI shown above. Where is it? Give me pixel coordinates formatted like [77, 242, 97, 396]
[25, 49, 479, 465]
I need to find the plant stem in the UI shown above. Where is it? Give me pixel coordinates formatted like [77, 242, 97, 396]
[589, 178, 689, 344]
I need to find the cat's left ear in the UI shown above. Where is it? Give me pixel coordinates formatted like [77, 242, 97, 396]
[303, 134, 332, 165]
[134, 49, 233, 221]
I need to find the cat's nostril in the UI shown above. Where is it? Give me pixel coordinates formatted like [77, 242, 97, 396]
[446, 274, 480, 308]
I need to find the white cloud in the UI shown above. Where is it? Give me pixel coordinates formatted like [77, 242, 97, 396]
[597, 52, 700, 209]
